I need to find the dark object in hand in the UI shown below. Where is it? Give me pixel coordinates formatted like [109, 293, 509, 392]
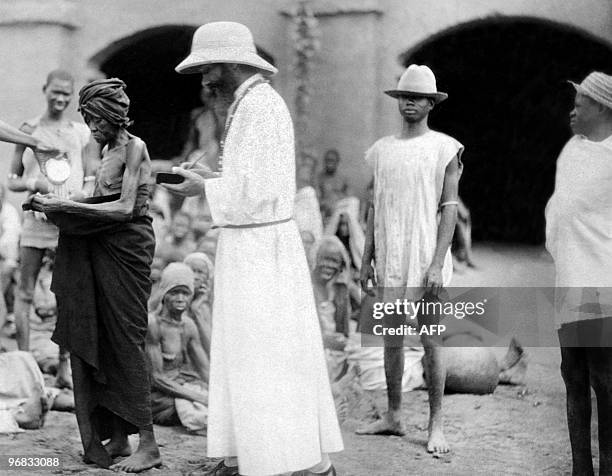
[156, 173, 185, 184]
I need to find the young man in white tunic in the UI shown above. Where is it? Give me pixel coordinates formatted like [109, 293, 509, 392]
[165, 22, 343, 476]
[8, 70, 95, 389]
[545, 71, 612, 476]
[357, 65, 463, 455]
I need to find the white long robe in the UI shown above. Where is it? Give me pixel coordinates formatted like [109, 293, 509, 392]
[545, 135, 612, 327]
[204, 76, 343, 476]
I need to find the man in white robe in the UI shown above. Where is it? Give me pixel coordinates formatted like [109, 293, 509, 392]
[165, 22, 343, 476]
[545, 71, 612, 476]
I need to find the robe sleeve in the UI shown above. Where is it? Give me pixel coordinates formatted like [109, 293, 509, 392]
[364, 140, 379, 170]
[204, 87, 294, 226]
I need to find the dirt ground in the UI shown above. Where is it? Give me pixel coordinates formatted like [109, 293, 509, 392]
[0, 244, 599, 475]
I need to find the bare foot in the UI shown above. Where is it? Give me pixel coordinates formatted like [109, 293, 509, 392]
[56, 359, 73, 389]
[104, 437, 132, 458]
[51, 389, 74, 412]
[427, 426, 449, 454]
[14, 393, 48, 430]
[109, 446, 161, 473]
[356, 413, 405, 436]
[499, 338, 524, 370]
[499, 338, 528, 385]
[499, 353, 528, 385]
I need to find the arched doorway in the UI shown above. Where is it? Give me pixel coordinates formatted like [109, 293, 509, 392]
[90, 25, 275, 161]
[402, 17, 612, 244]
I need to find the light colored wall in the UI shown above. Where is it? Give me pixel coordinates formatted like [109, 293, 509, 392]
[0, 0, 611, 208]
[304, 11, 383, 191]
[75, 0, 288, 97]
[0, 0, 79, 207]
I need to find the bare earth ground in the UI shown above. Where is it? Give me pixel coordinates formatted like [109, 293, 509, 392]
[0, 244, 599, 475]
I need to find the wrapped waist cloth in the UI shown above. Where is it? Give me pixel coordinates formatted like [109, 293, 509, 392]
[49, 202, 155, 468]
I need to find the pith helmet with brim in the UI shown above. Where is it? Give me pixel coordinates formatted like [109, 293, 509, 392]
[568, 71, 612, 110]
[176, 21, 278, 75]
[385, 64, 448, 103]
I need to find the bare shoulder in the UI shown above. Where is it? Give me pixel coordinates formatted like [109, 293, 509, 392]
[126, 135, 146, 154]
[125, 135, 149, 168]
[183, 316, 199, 339]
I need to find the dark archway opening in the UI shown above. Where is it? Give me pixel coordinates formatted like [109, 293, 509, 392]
[92, 25, 275, 161]
[402, 17, 612, 244]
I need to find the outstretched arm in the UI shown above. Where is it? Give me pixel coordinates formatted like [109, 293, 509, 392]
[0, 119, 61, 159]
[32, 137, 147, 221]
[0, 120, 38, 148]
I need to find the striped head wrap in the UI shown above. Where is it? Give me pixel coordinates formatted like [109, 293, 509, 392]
[78, 78, 133, 127]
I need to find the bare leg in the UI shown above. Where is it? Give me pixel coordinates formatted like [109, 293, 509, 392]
[50, 389, 74, 412]
[420, 292, 448, 453]
[109, 424, 161, 472]
[588, 347, 612, 476]
[103, 415, 132, 458]
[560, 346, 594, 476]
[56, 348, 73, 389]
[0, 281, 8, 336]
[14, 304, 30, 350]
[356, 342, 406, 436]
[14, 247, 45, 351]
[13, 387, 48, 430]
[498, 338, 527, 385]
[422, 343, 448, 453]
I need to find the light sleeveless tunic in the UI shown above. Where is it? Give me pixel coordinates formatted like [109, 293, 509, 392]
[366, 131, 464, 290]
[20, 116, 89, 249]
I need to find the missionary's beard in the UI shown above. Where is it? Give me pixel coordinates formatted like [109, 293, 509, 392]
[207, 69, 239, 101]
